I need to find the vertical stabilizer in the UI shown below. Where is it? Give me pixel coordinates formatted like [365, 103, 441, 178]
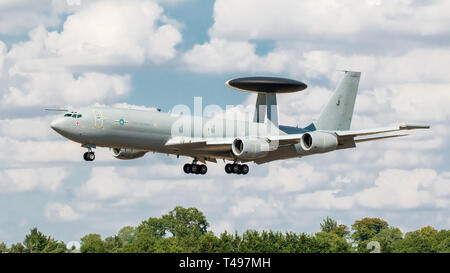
[314, 71, 361, 131]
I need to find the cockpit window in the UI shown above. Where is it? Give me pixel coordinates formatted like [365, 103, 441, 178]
[64, 111, 82, 118]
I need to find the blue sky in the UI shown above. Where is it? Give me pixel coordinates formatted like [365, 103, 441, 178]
[0, 0, 449, 245]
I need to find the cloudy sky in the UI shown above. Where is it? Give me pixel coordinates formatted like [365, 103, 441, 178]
[0, 0, 449, 244]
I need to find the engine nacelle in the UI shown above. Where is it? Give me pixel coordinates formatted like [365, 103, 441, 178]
[231, 138, 270, 160]
[295, 131, 338, 155]
[111, 148, 147, 160]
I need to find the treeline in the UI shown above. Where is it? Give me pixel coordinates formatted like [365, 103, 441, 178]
[1, 206, 449, 253]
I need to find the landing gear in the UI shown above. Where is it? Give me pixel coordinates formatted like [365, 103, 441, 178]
[83, 146, 95, 161]
[83, 152, 95, 161]
[183, 163, 207, 175]
[225, 163, 249, 175]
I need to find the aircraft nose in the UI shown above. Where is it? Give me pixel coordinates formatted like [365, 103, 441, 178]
[50, 118, 65, 133]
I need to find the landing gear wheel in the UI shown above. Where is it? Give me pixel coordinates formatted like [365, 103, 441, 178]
[191, 164, 199, 174]
[183, 164, 192, 174]
[84, 152, 95, 161]
[241, 164, 249, 175]
[225, 164, 233, 174]
[232, 164, 240, 174]
[200, 165, 207, 175]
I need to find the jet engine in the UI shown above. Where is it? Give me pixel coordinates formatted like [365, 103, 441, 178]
[111, 148, 147, 160]
[295, 131, 338, 155]
[231, 138, 270, 160]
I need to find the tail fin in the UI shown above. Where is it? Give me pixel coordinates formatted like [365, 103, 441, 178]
[314, 71, 361, 131]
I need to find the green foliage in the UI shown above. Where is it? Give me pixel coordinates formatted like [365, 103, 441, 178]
[351, 217, 389, 252]
[4, 207, 450, 253]
[320, 217, 350, 238]
[371, 227, 403, 253]
[0, 242, 8, 253]
[118, 226, 136, 245]
[137, 217, 166, 238]
[9, 243, 26, 253]
[310, 232, 352, 253]
[320, 217, 337, 232]
[80, 234, 106, 253]
[42, 238, 67, 253]
[23, 227, 50, 253]
[392, 226, 440, 253]
[432, 230, 450, 253]
[162, 206, 209, 238]
[21, 227, 67, 253]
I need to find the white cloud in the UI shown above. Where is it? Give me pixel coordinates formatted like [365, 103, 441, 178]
[0, 0, 68, 35]
[293, 190, 355, 210]
[0, 115, 59, 140]
[210, 0, 450, 40]
[46, 0, 182, 66]
[0, 0, 182, 107]
[293, 168, 450, 210]
[0, 167, 67, 192]
[355, 169, 449, 209]
[232, 162, 328, 193]
[44, 202, 82, 222]
[183, 39, 290, 73]
[229, 196, 281, 218]
[0, 40, 5, 75]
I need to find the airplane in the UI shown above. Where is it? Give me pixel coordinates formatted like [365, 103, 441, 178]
[48, 71, 429, 175]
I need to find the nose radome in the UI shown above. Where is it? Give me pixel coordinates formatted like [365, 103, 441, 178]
[50, 118, 64, 133]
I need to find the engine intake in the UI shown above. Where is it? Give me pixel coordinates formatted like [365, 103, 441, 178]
[111, 148, 147, 160]
[231, 138, 270, 160]
[296, 131, 338, 155]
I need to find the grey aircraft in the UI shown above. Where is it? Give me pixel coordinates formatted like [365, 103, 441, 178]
[48, 71, 429, 175]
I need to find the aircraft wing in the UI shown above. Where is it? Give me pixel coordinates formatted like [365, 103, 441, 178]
[335, 124, 430, 138]
[164, 124, 430, 156]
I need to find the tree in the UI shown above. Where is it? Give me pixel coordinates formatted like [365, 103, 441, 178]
[0, 242, 8, 253]
[351, 218, 389, 252]
[217, 231, 241, 253]
[9, 243, 26, 253]
[320, 217, 337, 232]
[392, 226, 439, 253]
[198, 232, 221, 253]
[162, 206, 209, 238]
[42, 238, 67, 253]
[104, 236, 120, 253]
[320, 217, 349, 238]
[371, 227, 403, 253]
[432, 230, 450, 253]
[137, 217, 166, 238]
[118, 226, 136, 245]
[80, 234, 106, 253]
[23, 228, 52, 253]
[310, 232, 352, 253]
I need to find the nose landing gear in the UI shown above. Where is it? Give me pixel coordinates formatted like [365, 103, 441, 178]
[225, 163, 249, 175]
[83, 152, 95, 161]
[83, 146, 96, 161]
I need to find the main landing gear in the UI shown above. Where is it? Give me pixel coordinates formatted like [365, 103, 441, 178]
[225, 163, 249, 175]
[83, 147, 95, 161]
[183, 163, 207, 175]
